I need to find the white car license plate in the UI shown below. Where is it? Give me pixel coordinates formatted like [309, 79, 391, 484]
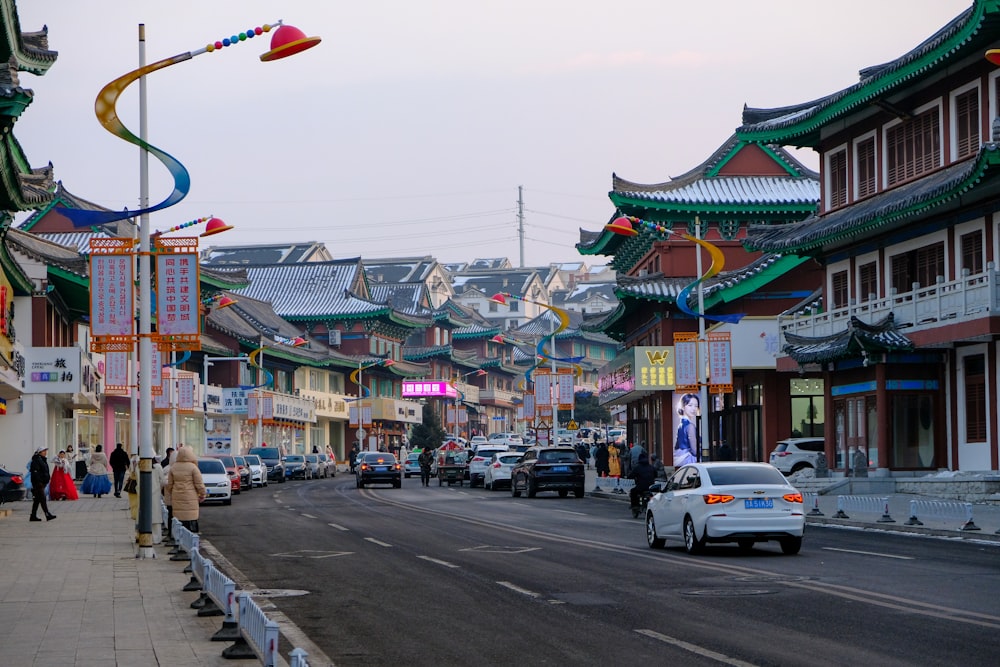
[745, 498, 773, 509]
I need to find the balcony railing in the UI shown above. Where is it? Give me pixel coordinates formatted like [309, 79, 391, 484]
[454, 381, 480, 403]
[479, 387, 521, 404]
[779, 265, 1000, 343]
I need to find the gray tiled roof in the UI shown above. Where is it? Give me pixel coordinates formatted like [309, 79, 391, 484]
[782, 313, 913, 365]
[615, 176, 820, 208]
[364, 256, 437, 283]
[201, 243, 331, 265]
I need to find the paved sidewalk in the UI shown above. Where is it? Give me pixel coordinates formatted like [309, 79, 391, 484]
[0, 495, 259, 667]
[583, 467, 1000, 543]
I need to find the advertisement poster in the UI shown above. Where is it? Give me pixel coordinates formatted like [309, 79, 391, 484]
[205, 416, 233, 455]
[672, 392, 700, 467]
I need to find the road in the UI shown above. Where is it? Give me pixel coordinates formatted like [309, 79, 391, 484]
[199, 475, 1000, 667]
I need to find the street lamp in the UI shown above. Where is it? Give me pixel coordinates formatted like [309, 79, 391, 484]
[349, 359, 395, 453]
[65, 20, 320, 559]
[450, 369, 486, 440]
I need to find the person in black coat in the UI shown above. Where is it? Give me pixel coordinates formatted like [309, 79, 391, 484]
[29, 446, 56, 522]
[594, 442, 610, 478]
[109, 442, 131, 498]
[627, 453, 657, 511]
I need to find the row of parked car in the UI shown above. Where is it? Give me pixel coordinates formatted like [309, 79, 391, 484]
[195, 451, 339, 506]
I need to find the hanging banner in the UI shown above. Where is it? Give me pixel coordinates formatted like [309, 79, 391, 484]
[522, 392, 535, 422]
[89, 254, 134, 337]
[153, 376, 170, 411]
[534, 372, 552, 406]
[556, 372, 575, 410]
[673, 336, 699, 389]
[707, 333, 733, 387]
[177, 376, 195, 411]
[155, 251, 199, 336]
[105, 352, 130, 394]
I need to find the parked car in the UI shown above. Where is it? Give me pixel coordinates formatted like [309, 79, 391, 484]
[356, 452, 402, 488]
[402, 452, 422, 478]
[243, 454, 267, 488]
[769, 437, 825, 475]
[0, 466, 26, 504]
[304, 454, 323, 479]
[553, 429, 574, 445]
[510, 446, 586, 498]
[233, 455, 252, 491]
[483, 452, 522, 491]
[317, 453, 336, 477]
[469, 436, 489, 450]
[468, 444, 509, 488]
[645, 462, 805, 555]
[212, 455, 243, 494]
[197, 458, 232, 505]
[247, 446, 285, 483]
[284, 455, 311, 480]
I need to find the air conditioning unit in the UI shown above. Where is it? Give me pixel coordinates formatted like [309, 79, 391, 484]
[328, 330, 341, 346]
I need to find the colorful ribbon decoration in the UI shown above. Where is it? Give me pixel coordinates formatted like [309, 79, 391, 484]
[60, 23, 279, 227]
[607, 216, 745, 324]
[239, 346, 273, 390]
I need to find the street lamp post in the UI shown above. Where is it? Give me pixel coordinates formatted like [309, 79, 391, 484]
[350, 359, 395, 453]
[65, 21, 320, 559]
[451, 369, 486, 440]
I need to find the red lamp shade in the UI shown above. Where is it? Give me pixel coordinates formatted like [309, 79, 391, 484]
[290, 336, 307, 347]
[476, 369, 487, 376]
[987, 49, 1000, 66]
[260, 24, 322, 62]
[383, 359, 395, 367]
[200, 217, 233, 237]
[489, 293, 508, 306]
[491, 334, 505, 343]
[215, 295, 237, 309]
[605, 216, 638, 237]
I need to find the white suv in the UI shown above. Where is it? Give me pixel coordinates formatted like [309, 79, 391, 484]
[468, 445, 509, 487]
[769, 438, 825, 474]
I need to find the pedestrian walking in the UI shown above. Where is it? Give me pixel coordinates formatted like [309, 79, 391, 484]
[126, 455, 140, 522]
[48, 450, 78, 501]
[80, 444, 113, 498]
[161, 449, 177, 538]
[109, 442, 130, 498]
[418, 447, 434, 487]
[163, 447, 205, 533]
[150, 456, 166, 544]
[28, 446, 56, 522]
[594, 442, 610, 478]
[608, 444, 621, 478]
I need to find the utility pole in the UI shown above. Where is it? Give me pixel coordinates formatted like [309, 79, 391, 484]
[517, 185, 525, 268]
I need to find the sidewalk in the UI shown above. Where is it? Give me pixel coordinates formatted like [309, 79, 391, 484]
[583, 467, 1000, 543]
[0, 495, 254, 667]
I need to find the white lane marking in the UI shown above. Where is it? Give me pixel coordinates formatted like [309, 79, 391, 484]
[301, 513, 317, 519]
[328, 523, 349, 531]
[635, 629, 758, 667]
[417, 555, 460, 568]
[822, 547, 914, 560]
[552, 509, 587, 516]
[497, 581, 540, 598]
[364, 538, 393, 547]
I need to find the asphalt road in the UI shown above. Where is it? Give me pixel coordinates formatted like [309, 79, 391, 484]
[199, 475, 1000, 667]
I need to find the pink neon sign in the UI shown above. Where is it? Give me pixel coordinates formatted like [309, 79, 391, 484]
[402, 381, 458, 398]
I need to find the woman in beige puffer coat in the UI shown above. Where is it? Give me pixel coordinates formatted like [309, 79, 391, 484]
[163, 447, 205, 532]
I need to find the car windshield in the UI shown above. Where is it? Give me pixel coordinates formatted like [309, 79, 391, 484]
[244, 456, 260, 465]
[285, 455, 305, 463]
[406, 454, 420, 462]
[705, 466, 789, 486]
[538, 450, 579, 463]
[217, 456, 235, 467]
[249, 448, 279, 460]
[198, 460, 226, 474]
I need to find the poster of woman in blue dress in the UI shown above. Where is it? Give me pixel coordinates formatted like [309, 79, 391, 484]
[673, 393, 700, 467]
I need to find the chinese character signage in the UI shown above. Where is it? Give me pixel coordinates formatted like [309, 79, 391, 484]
[22, 347, 82, 394]
[221, 387, 249, 414]
[155, 252, 198, 336]
[401, 381, 458, 398]
[104, 352, 130, 393]
[177, 376, 195, 411]
[534, 372, 552, 406]
[707, 334, 733, 385]
[556, 372, 575, 410]
[635, 346, 676, 390]
[90, 255, 134, 337]
[673, 340, 698, 388]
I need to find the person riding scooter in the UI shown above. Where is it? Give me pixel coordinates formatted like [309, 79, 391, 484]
[628, 453, 657, 517]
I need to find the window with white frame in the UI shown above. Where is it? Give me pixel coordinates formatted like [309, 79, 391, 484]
[952, 83, 980, 160]
[825, 146, 848, 210]
[885, 106, 941, 186]
[854, 134, 877, 199]
[831, 270, 849, 309]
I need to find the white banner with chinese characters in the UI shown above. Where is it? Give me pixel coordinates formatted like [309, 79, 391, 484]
[534, 372, 553, 406]
[155, 252, 198, 336]
[556, 372, 575, 410]
[90, 255, 133, 337]
[104, 352, 130, 394]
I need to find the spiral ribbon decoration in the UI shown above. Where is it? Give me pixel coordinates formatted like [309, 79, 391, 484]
[239, 347, 273, 390]
[61, 23, 278, 227]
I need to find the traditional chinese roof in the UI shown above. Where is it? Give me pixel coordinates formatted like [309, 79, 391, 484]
[18, 182, 135, 236]
[5, 227, 88, 318]
[578, 134, 818, 271]
[745, 144, 1000, 255]
[782, 313, 913, 365]
[369, 282, 431, 315]
[200, 242, 332, 265]
[450, 268, 544, 300]
[364, 256, 440, 283]
[737, 1, 996, 146]
[0, 5, 58, 75]
[562, 281, 617, 309]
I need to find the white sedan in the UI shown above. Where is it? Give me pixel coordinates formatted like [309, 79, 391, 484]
[483, 452, 522, 490]
[645, 462, 804, 555]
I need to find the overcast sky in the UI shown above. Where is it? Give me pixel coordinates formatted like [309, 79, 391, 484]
[14, 1, 970, 269]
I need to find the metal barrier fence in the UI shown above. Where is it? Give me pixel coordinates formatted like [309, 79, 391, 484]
[906, 499, 980, 531]
[289, 647, 312, 667]
[593, 477, 635, 494]
[169, 517, 199, 561]
[222, 591, 280, 667]
[832, 495, 896, 522]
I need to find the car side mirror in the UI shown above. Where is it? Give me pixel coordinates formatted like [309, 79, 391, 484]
[649, 481, 666, 494]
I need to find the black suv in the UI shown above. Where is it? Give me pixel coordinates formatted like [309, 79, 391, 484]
[511, 446, 585, 498]
[356, 451, 402, 488]
[247, 446, 285, 483]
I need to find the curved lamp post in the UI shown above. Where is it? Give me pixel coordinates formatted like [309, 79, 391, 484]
[349, 359, 395, 452]
[64, 20, 320, 558]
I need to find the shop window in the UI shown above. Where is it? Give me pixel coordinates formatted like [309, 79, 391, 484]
[891, 394, 936, 468]
[886, 108, 941, 186]
[790, 378, 824, 439]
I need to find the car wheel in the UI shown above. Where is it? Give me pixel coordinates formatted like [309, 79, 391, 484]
[223, 497, 232, 506]
[526, 478, 537, 498]
[404, 473, 410, 478]
[558, 489, 568, 498]
[574, 486, 584, 499]
[683, 516, 705, 555]
[646, 513, 665, 549]
[393, 480, 401, 489]
[779, 536, 802, 555]
[737, 539, 754, 553]
[511, 477, 521, 498]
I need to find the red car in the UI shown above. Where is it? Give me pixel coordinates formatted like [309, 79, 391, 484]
[212, 455, 244, 494]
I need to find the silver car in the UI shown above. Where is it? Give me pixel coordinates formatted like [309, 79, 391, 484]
[769, 438, 825, 475]
[243, 454, 268, 488]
